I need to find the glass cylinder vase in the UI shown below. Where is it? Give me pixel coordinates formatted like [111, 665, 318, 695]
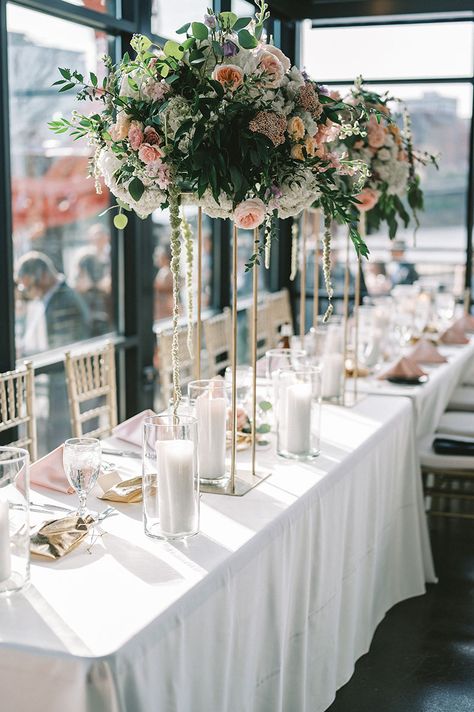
[276, 367, 321, 460]
[188, 379, 232, 485]
[143, 415, 199, 540]
[0, 447, 30, 596]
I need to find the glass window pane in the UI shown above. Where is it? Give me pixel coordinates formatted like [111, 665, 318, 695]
[7, 5, 116, 359]
[232, 0, 256, 14]
[53, 0, 115, 14]
[151, 1, 210, 40]
[303, 21, 474, 80]
[152, 207, 213, 323]
[35, 368, 72, 457]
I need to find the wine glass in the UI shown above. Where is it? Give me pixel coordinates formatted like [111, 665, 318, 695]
[63, 438, 101, 517]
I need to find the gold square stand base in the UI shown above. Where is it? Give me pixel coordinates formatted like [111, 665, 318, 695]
[200, 467, 271, 496]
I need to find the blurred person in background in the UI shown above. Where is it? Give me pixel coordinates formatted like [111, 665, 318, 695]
[16, 250, 90, 355]
[153, 244, 174, 321]
[364, 261, 392, 296]
[387, 239, 419, 287]
[75, 252, 112, 337]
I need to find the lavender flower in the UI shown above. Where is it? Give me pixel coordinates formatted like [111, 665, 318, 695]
[223, 40, 239, 58]
[271, 184, 283, 199]
[318, 84, 329, 95]
[204, 13, 216, 29]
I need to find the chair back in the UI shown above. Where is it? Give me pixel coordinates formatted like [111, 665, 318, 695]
[0, 361, 37, 461]
[64, 342, 117, 439]
[248, 301, 273, 360]
[266, 288, 293, 347]
[203, 309, 232, 377]
[157, 326, 197, 406]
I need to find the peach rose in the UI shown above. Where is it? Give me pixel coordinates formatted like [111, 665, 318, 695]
[138, 143, 162, 164]
[291, 144, 305, 161]
[109, 112, 131, 141]
[353, 139, 365, 150]
[264, 46, 291, 73]
[144, 125, 160, 145]
[367, 115, 387, 150]
[128, 120, 144, 150]
[304, 136, 317, 157]
[212, 63, 243, 91]
[356, 187, 380, 212]
[398, 149, 409, 162]
[257, 50, 284, 88]
[287, 116, 305, 141]
[234, 198, 266, 229]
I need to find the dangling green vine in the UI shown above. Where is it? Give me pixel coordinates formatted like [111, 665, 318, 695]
[181, 210, 194, 359]
[322, 213, 334, 323]
[290, 219, 298, 281]
[169, 186, 183, 416]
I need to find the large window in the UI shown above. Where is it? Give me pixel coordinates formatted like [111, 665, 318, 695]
[8, 5, 115, 360]
[302, 18, 474, 303]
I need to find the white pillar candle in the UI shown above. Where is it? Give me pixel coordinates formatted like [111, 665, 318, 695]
[157, 440, 196, 536]
[322, 353, 344, 398]
[195, 394, 226, 479]
[0, 500, 11, 583]
[274, 370, 295, 436]
[285, 383, 312, 454]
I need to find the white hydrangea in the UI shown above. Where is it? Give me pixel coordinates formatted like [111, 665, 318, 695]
[300, 110, 318, 137]
[97, 148, 166, 218]
[374, 157, 409, 196]
[280, 66, 305, 101]
[230, 46, 259, 75]
[199, 188, 233, 219]
[276, 171, 321, 218]
[377, 148, 392, 161]
[162, 96, 192, 138]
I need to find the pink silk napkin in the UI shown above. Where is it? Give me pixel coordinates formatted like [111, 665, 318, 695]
[30, 445, 74, 494]
[453, 314, 474, 333]
[409, 338, 447, 364]
[439, 323, 469, 345]
[112, 409, 156, 447]
[377, 356, 427, 381]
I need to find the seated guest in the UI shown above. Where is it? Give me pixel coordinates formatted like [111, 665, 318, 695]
[388, 239, 419, 286]
[75, 252, 112, 337]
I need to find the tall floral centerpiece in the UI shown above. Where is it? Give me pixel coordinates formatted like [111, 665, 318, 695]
[49, 1, 368, 409]
[336, 77, 438, 239]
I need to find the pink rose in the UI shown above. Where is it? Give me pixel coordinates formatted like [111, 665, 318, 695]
[257, 50, 284, 88]
[128, 120, 144, 150]
[234, 198, 266, 229]
[212, 63, 244, 91]
[367, 115, 387, 150]
[138, 143, 162, 165]
[144, 125, 161, 145]
[314, 119, 340, 146]
[264, 46, 291, 73]
[356, 187, 380, 212]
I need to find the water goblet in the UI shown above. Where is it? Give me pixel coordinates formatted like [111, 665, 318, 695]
[63, 438, 101, 517]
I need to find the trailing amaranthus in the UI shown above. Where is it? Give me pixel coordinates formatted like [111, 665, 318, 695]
[181, 211, 194, 359]
[168, 186, 183, 416]
[322, 214, 334, 323]
[290, 219, 298, 282]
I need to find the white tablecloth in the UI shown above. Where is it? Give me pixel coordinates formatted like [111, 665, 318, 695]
[1, 396, 434, 712]
[357, 339, 474, 438]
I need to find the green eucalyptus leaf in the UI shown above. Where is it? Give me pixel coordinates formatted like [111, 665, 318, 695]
[163, 40, 184, 59]
[220, 11, 238, 28]
[259, 400, 272, 412]
[257, 423, 271, 434]
[191, 22, 209, 40]
[128, 177, 144, 202]
[233, 17, 252, 31]
[113, 213, 128, 230]
[238, 29, 258, 49]
[176, 22, 190, 34]
[58, 83, 76, 92]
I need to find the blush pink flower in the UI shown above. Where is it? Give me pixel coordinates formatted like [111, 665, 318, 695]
[264, 46, 291, 73]
[367, 115, 387, 149]
[142, 79, 170, 102]
[109, 112, 131, 141]
[212, 63, 244, 91]
[138, 143, 162, 165]
[356, 187, 380, 212]
[144, 125, 161, 145]
[257, 50, 284, 88]
[234, 198, 266, 229]
[128, 120, 144, 151]
[314, 119, 340, 146]
[353, 139, 365, 150]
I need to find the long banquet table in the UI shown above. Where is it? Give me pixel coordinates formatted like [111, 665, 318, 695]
[1, 384, 442, 712]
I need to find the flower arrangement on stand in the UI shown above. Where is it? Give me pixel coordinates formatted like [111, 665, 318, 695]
[337, 76, 438, 239]
[49, 1, 369, 413]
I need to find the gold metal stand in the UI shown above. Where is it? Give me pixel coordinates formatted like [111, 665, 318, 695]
[313, 209, 320, 328]
[300, 210, 307, 338]
[201, 222, 270, 496]
[195, 207, 202, 380]
[342, 232, 350, 406]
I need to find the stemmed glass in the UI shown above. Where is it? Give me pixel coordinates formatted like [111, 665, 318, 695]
[63, 438, 101, 517]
